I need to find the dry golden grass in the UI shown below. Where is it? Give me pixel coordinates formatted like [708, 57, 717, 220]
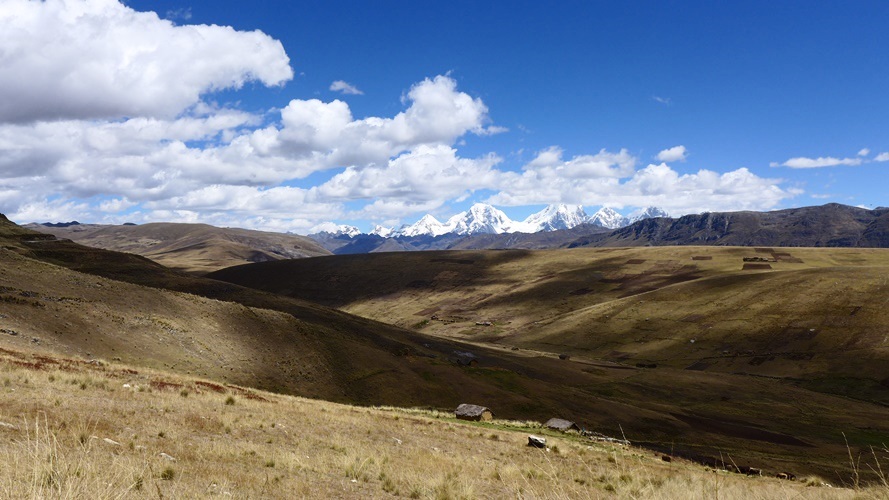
[4, 214, 888, 489]
[0, 347, 885, 499]
[28, 222, 330, 274]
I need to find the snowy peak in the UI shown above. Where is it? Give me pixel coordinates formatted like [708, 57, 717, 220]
[311, 223, 361, 237]
[370, 225, 394, 237]
[317, 204, 670, 239]
[589, 207, 629, 229]
[523, 204, 589, 232]
[447, 203, 516, 235]
[395, 214, 448, 237]
[630, 206, 670, 223]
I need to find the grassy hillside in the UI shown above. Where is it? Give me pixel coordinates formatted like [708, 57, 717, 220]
[4, 221, 628, 418]
[207, 246, 889, 385]
[209, 246, 889, 481]
[28, 221, 330, 274]
[1, 345, 883, 499]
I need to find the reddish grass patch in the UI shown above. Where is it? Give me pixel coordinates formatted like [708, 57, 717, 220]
[32, 355, 60, 365]
[11, 360, 46, 370]
[626, 259, 646, 264]
[195, 381, 227, 393]
[0, 347, 25, 358]
[150, 379, 184, 391]
[243, 392, 271, 402]
[226, 384, 273, 403]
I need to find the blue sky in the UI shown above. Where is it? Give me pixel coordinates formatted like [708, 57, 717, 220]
[1, 1, 887, 233]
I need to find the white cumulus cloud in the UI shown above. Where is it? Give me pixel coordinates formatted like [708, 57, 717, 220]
[260, 75, 495, 170]
[488, 154, 793, 216]
[0, 0, 292, 123]
[329, 80, 364, 95]
[0, 68, 500, 232]
[774, 156, 863, 168]
[314, 144, 501, 204]
[656, 145, 687, 163]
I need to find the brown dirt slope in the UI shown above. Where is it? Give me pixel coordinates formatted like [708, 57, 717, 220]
[27, 221, 330, 274]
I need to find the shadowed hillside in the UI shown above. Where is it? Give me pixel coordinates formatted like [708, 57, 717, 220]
[208, 247, 889, 400]
[210, 246, 889, 480]
[28, 221, 330, 274]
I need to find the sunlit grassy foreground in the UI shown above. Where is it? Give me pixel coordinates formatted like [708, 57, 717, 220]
[0, 348, 884, 499]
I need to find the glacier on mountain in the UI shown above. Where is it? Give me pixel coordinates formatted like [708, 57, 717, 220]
[310, 222, 361, 237]
[315, 204, 668, 238]
[522, 204, 589, 232]
[587, 207, 630, 229]
[370, 225, 395, 237]
[395, 214, 449, 237]
[446, 203, 517, 235]
[630, 206, 670, 223]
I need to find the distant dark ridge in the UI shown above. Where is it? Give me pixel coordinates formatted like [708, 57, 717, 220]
[309, 223, 610, 254]
[569, 203, 889, 249]
[41, 221, 81, 228]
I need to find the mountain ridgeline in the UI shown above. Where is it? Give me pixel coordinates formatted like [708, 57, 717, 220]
[311, 203, 889, 254]
[573, 203, 889, 248]
[311, 203, 665, 254]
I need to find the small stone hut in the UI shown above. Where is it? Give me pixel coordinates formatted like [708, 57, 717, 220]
[454, 404, 493, 422]
[544, 418, 581, 432]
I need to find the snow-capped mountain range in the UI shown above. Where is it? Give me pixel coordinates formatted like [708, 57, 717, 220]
[316, 204, 668, 238]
